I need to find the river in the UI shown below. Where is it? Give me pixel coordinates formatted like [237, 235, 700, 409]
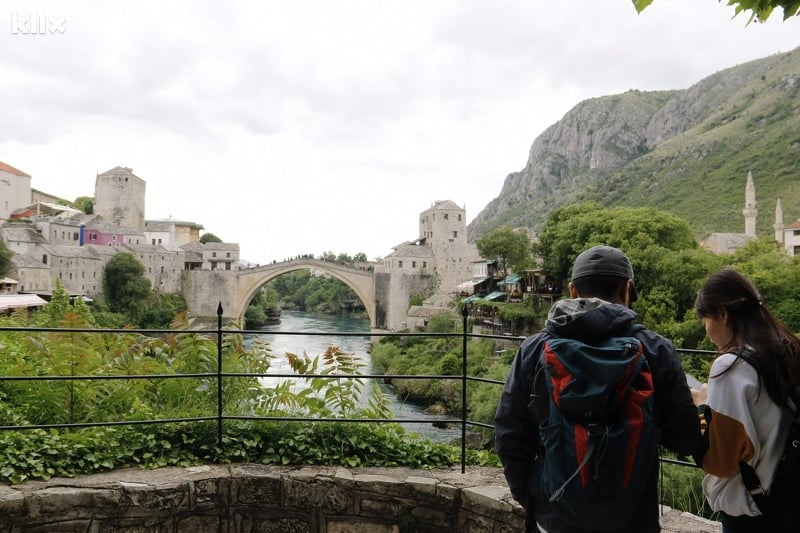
[249, 310, 463, 443]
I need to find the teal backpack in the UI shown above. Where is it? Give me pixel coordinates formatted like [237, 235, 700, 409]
[535, 326, 658, 528]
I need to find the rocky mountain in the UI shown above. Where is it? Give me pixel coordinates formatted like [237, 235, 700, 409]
[468, 46, 800, 241]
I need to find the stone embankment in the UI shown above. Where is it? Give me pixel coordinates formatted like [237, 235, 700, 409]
[0, 464, 721, 532]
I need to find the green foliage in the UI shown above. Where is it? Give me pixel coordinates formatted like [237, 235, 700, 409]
[199, 232, 223, 243]
[0, 421, 466, 485]
[476, 226, 532, 276]
[660, 457, 718, 520]
[0, 239, 12, 278]
[427, 311, 458, 333]
[633, 0, 800, 22]
[139, 293, 187, 329]
[70, 196, 94, 214]
[263, 270, 363, 315]
[0, 307, 477, 484]
[103, 253, 151, 322]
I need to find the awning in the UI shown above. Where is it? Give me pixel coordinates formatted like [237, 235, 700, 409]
[457, 276, 490, 291]
[500, 274, 521, 284]
[0, 294, 48, 311]
[483, 291, 508, 302]
[462, 295, 481, 303]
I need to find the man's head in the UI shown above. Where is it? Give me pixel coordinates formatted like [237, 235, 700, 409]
[569, 245, 637, 305]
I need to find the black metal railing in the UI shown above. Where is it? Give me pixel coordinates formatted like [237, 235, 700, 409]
[0, 303, 714, 474]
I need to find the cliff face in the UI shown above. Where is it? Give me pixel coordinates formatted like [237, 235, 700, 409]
[468, 47, 800, 240]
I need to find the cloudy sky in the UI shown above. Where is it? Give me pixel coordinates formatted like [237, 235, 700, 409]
[1, 1, 798, 264]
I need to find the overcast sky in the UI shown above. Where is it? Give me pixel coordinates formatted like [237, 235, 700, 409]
[1, 1, 798, 264]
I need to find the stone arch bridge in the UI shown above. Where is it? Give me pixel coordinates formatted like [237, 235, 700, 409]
[181, 258, 377, 327]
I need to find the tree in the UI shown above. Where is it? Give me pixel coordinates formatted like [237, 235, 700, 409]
[632, 0, 799, 22]
[71, 196, 94, 214]
[199, 233, 222, 243]
[103, 253, 151, 321]
[476, 226, 532, 277]
[0, 240, 12, 278]
[534, 203, 697, 281]
[534, 203, 710, 331]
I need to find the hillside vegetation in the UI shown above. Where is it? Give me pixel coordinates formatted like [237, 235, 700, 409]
[469, 47, 800, 241]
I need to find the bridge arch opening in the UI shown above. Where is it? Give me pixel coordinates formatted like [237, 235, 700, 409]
[233, 260, 376, 328]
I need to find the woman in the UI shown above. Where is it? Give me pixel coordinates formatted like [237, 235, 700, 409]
[692, 268, 800, 532]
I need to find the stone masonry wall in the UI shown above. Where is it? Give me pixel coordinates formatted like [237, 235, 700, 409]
[0, 465, 721, 532]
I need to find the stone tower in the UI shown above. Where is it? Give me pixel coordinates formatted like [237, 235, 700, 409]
[94, 166, 146, 231]
[775, 197, 785, 244]
[743, 170, 757, 237]
[419, 200, 468, 255]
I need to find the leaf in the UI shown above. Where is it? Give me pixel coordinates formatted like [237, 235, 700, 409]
[631, 0, 655, 14]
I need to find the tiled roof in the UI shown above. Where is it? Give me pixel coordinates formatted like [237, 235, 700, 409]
[385, 243, 435, 258]
[0, 226, 48, 243]
[0, 161, 31, 177]
[10, 253, 48, 268]
[786, 220, 800, 229]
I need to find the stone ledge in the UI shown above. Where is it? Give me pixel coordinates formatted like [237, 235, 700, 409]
[0, 464, 720, 532]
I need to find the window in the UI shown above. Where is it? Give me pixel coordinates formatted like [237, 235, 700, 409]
[423, 262, 427, 268]
[90, 233, 97, 241]
[212, 252, 217, 258]
[211, 261, 217, 270]
[444, 213, 448, 220]
[225, 262, 232, 270]
[458, 214, 462, 221]
[226, 252, 231, 258]
[453, 231, 458, 238]
[412, 261, 416, 268]
[398, 261, 403, 268]
[112, 235, 117, 241]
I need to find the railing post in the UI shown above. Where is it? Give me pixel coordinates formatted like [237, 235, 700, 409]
[461, 302, 469, 473]
[216, 302, 224, 447]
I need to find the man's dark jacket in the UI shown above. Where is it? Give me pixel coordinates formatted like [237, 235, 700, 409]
[494, 298, 702, 533]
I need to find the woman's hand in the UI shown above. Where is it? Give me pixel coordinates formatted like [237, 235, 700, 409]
[690, 383, 708, 406]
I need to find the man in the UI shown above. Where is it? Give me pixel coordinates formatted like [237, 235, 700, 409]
[494, 245, 702, 533]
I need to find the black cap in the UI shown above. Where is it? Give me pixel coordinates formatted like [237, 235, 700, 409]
[571, 245, 637, 301]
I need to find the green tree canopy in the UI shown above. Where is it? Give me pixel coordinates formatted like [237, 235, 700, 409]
[0, 240, 12, 278]
[103, 253, 151, 320]
[534, 203, 698, 280]
[71, 196, 94, 214]
[534, 203, 708, 329]
[199, 233, 222, 243]
[632, 0, 799, 21]
[476, 226, 532, 277]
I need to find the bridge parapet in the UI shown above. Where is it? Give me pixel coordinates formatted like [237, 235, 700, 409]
[182, 259, 377, 327]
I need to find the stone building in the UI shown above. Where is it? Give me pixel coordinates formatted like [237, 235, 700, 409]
[180, 241, 240, 271]
[94, 166, 146, 232]
[375, 200, 480, 331]
[0, 162, 32, 220]
[702, 170, 800, 257]
[145, 218, 204, 250]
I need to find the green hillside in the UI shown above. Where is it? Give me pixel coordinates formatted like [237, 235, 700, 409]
[470, 47, 800, 241]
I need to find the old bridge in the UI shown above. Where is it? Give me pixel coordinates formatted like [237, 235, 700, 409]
[182, 258, 378, 328]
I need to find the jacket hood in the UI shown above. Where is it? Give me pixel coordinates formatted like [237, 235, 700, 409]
[545, 298, 637, 342]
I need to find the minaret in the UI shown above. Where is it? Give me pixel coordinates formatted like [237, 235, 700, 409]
[775, 197, 785, 244]
[743, 170, 757, 237]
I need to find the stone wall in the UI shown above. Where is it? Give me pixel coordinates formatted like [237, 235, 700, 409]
[0, 465, 720, 532]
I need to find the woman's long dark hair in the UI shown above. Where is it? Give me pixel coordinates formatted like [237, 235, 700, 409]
[695, 268, 800, 407]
